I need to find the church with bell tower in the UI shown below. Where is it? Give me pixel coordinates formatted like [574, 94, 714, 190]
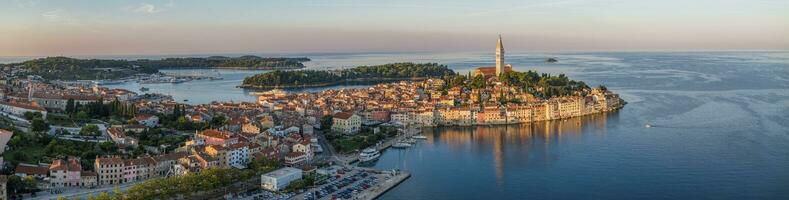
[473, 34, 513, 77]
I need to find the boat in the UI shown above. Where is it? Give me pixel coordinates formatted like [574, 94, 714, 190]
[412, 135, 427, 139]
[359, 148, 381, 162]
[645, 124, 652, 128]
[391, 142, 411, 149]
[139, 87, 150, 92]
[403, 138, 417, 144]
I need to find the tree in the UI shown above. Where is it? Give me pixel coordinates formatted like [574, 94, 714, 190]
[80, 124, 101, 136]
[320, 115, 333, 130]
[210, 115, 226, 128]
[76, 111, 89, 120]
[31, 118, 49, 132]
[23, 111, 43, 120]
[65, 98, 76, 114]
[471, 75, 487, 89]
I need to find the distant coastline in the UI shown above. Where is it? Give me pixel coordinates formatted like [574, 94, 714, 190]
[0, 55, 310, 81]
[239, 77, 430, 89]
[240, 62, 455, 89]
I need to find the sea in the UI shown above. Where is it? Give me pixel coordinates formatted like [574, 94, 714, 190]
[3, 51, 788, 199]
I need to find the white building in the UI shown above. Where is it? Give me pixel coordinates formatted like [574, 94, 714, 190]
[261, 167, 302, 191]
[332, 112, 361, 134]
[133, 114, 159, 128]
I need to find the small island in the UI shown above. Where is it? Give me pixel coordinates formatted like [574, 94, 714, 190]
[240, 62, 455, 89]
[1, 55, 310, 81]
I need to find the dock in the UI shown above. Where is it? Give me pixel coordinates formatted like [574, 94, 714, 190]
[356, 171, 411, 200]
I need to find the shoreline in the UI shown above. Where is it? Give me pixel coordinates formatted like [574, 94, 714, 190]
[335, 105, 624, 162]
[238, 77, 433, 89]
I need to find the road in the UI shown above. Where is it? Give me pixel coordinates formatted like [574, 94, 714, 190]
[32, 181, 139, 200]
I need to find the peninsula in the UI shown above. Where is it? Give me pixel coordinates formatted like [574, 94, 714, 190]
[239, 62, 455, 89]
[0, 55, 310, 81]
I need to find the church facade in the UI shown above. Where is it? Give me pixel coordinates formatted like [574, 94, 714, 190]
[472, 35, 513, 77]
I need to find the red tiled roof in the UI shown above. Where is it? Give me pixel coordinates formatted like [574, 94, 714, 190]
[49, 160, 68, 171]
[134, 114, 155, 121]
[286, 152, 305, 158]
[96, 157, 124, 165]
[0, 100, 46, 111]
[198, 129, 231, 139]
[15, 164, 48, 175]
[333, 112, 354, 120]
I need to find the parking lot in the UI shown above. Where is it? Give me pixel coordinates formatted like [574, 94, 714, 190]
[230, 188, 294, 200]
[295, 168, 395, 200]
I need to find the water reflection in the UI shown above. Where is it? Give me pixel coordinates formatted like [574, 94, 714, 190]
[423, 111, 618, 182]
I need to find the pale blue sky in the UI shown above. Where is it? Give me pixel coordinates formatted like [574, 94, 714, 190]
[1, 0, 787, 56]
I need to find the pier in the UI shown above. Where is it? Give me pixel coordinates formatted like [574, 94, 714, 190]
[356, 171, 411, 200]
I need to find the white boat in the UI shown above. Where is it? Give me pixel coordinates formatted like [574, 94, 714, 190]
[403, 138, 417, 144]
[391, 142, 411, 149]
[412, 135, 427, 139]
[359, 148, 381, 162]
[645, 124, 652, 128]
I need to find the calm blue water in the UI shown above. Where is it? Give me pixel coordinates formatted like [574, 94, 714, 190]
[371, 51, 789, 200]
[7, 52, 789, 199]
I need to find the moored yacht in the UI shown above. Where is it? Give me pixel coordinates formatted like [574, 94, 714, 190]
[391, 142, 411, 149]
[412, 135, 427, 139]
[359, 148, 381, 162]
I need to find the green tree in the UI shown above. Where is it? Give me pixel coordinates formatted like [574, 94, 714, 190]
[320, 115, 333, 130]
[65, 98, 76, 114]
[23, 111, 43, 120]
[76, 111, 89, 120]
[210, 115, 226, 128]
[80, 124, 101, 136]
[471, 75, 487, 89]
[31, 118, 49, 132]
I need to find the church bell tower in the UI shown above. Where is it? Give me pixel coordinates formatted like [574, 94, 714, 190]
[495, 34, 505, 76]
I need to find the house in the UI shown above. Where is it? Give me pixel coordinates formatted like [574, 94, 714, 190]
[284, 152, 307, 166]
[292, 141, 313, 161]
[95, 157, 124, 185]
[153, 152, 189, 177]
[242, 122, 260, 134]
[332, 112, 361, 134]
[133, 114, 159, 127]
[123, 157, 157, 183]
[49, 157, 96, 188]
[195, 129, 238, 146]
[107, 127, 137, 147]
[14, 163, 48, 180]
[227, 143, 250, 168]
[80, 171, 98, 188]
[0, 100, 47, 120]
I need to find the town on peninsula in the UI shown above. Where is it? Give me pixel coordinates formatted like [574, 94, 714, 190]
[0, 36, 624, 200]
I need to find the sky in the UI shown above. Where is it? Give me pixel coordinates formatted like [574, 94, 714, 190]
[1, 0, 788, 56]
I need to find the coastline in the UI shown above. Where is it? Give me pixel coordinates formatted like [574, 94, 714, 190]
[335, 103, 625, 163]
[238, 77, 433, 89]
[157, 66, 305, 70]
[417, 103, 626, 128]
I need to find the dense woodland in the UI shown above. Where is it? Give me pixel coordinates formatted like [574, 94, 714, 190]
[241, 62, 455, 87]
[131, 55, 309, 69]
[444, 70, 591, 99]
[2, 56, 309, 81]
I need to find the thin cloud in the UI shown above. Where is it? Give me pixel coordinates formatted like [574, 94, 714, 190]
[132, 3, 164, 14]
[127, 1, 175, 14]
[14, 0, 38, 8]
[41, 9, 80, 25]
